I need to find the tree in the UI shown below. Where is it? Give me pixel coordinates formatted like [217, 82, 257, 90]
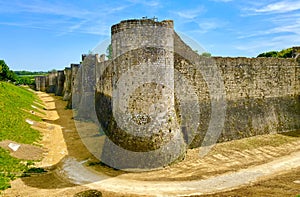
[15, 76, 35, 85]
[0, 60, 16, 81]
[201, 52, 212, 57]
[106, 44, 112, 60]
[257, 51, 278, 57]
[277, 48, 293, 58]
[0, 60, 9, 80]
[257, 48, 293, 58]
[48, 69, 57, 73]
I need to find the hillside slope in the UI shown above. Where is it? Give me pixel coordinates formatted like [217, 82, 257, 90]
[0, 82, 42, 190]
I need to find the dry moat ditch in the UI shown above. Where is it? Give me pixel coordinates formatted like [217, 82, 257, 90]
[2, 91, 300, 197]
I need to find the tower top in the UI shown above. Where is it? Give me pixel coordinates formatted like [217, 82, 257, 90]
[111, 19, 174, 34]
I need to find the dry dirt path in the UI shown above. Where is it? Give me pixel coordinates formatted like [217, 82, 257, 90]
[1, 91, 300, 197]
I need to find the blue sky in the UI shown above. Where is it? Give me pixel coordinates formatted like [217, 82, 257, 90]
[0, 0, 300, 71]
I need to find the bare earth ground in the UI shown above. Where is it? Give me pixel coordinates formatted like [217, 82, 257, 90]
[0, 140, 43, 161]
[1, 91, 300, 197]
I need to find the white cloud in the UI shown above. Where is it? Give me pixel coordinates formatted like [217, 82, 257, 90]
[235, 33, 300, 56]
[238, 12, 300, 39]
[211, 0, 233, 2]
[193, 21, 221, 33]
[238, 25, 300, 39]
[0, 0, 91, 19]
[0, 0, 128, 36]
[126, 0, 160, 7]
[253, 1, 300, 14]
[235, 17, 300, 56]
[234, 1, 300, 56]
[174, 7, 206, 19]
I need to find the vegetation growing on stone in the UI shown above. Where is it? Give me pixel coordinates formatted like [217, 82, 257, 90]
[106, 44, 112, 60]
[200, 52, 212, 57]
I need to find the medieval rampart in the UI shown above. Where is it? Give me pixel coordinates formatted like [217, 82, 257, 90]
[35, 19, 300, 169]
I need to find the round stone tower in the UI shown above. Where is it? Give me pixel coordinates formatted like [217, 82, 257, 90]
[98, 19, 186, 170]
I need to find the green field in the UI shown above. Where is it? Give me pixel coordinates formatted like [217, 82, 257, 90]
[0, 82, 42, 190]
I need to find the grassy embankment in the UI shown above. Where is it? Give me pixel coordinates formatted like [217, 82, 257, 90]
[0, 82, 42, 190]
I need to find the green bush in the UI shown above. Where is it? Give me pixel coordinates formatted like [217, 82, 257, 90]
[201, 52, 212, 57]
[257, 48, 293, 58]
[0, 60, 17, 82]
[15, 76, 35, 85]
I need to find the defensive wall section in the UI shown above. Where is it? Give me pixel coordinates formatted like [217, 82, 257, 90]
[35, 19, 300, 169]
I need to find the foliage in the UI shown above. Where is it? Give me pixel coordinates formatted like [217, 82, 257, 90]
[201, 52, 212, 57]
[14, 70, 47, 76]
[0, 60, 47, 85]
[106, 44, 112, 60]
[14, 70, 47, 85]
[277, 48, 293, 58]
[48, 69, 57, 73]
[257, 48, 293, 58]
[0, 148, 30, 190]
[0, 82, 42, 190]
[15, 76, 35, 85]
[0, 60, 17, 82]
[257, 51, 278, 57]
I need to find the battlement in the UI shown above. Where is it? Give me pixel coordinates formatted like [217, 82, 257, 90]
[111, 19, 174, 34]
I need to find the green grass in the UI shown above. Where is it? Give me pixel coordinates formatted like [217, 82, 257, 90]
[0, 149, 29, 190]
[0, 82, 42, 143]
[0, 82, 42, 190]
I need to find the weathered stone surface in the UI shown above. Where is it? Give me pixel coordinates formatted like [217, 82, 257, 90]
[174, 33, 300, 147]
[55, 70, 65, 96]
[97, 19, 186, 170]
[66, 64, 79, 109]
[35, 18, 300, 170]
[34, 76, 46, 92]
[46, 72, 57, 93]
[63, 67, 72, 101]
[75, 54, 98, 122]
[34, 76, 40, 91]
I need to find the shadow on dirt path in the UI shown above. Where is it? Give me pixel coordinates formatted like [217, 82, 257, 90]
[2, 92, 300, 197]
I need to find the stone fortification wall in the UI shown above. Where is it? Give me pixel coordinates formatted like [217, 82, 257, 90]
[174, 33, 300, 147]
[62, 67, 72, 101]
[97, 19, 186, 169]
[46, 72, 57, 93]
[34, 18, 300, 170]
[34, 76, 46, 92]
[55, 70, 65, 96]
[66, 64, 79, 109]
[214, 57, 299, 143]
[75, 54, 98, 122]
